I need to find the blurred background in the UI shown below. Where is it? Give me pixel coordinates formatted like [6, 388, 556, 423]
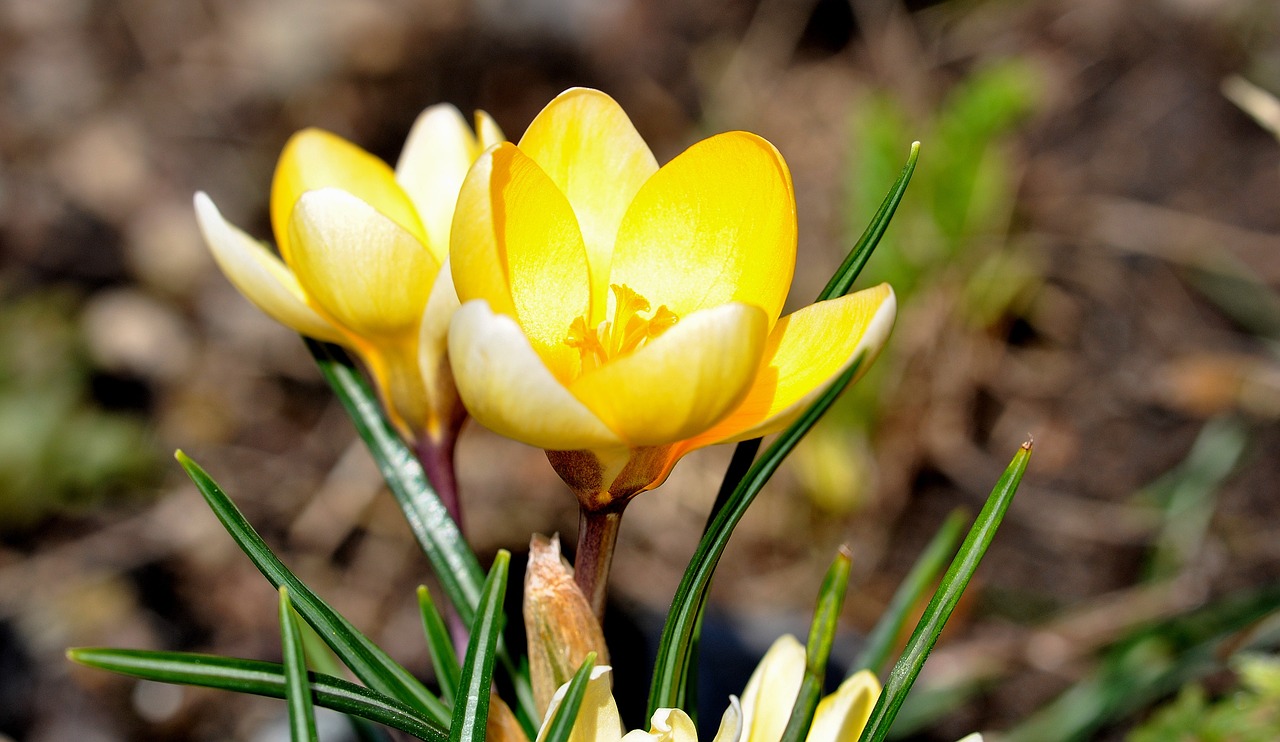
[3, 0, 1280, 739]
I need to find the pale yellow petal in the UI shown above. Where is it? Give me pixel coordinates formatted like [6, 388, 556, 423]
[712, 696, 744, 742]
[396, 104, 479, 264]
[518, 88, 658, 323]
[678, 285, 896, 452]
[610, 131, 795, 326]
[955, 735, 984, 742]
[419, 259, 465, 439]
[193, 192, 344, 343]
[287, 188, 439, 338]
[569, 303, 767, 448]
[621, 709, 699, 742]
[739, 635, 805, 742]
[805, 671, 880, 742]
[449, 301, 622, 451]
[450, 143, 592, 381]
[475, 110, 506, 152]
[536, 665, 623, 742]
[271, 128, 427, 260]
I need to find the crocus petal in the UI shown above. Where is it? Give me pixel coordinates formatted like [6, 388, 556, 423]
[396, 104, 482, 263]
[955, 735, 984, 742]
[569, 303, 768, 448]
[621, 709, 699, 742]
[739, 635, 805, 742]
[677, 285, 896, 453]
[610, 131, 795, 326]
[451, 143, 592, 381]
[449, 300, 623, 451]
[537, 665, 623, 742]
[419, 258, 464, 438]
[271, 128, 427, 261]
[476, 110, 506, 151]
[712, 696, 744, 742]
[518, 88, 659, 323]
[287, 188, 439, 338]
[193, 192, 344, 343]
[805, 671, 880, 742]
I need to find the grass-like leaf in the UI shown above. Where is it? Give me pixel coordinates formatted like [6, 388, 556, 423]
[176, 451, 449, 725]
[851, 508, 968, 676]
[67, 648, 446, 741]
[819, 141, 921, 301]
[307, 340, 485, 621]
[780, 547, 854, 742]
[856, 441, 1032, 742]
[307, 340, 538, 734]
[539, 653, 598, 742]
[280, 587, 319, 742]
[450, 551, 511, 742]
[647, 350, 873, 715]
[419, 585, 463, 708]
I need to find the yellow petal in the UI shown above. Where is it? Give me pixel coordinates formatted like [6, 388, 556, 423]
[610, 131, 795, 326]
[621, 709, 699, 742]
[396, 104, 481, 264]
[677, 285, 896, 452]
[271, 128, 427, 261]
[449, 300, 622, 451]
[711, 696, 744, 742]
[193, 192, 344, 343]
[451, 143, 592, 381]
[287, 188, 439, 338]
[537, 666, 623, 742]
[805, 671, 880, 742]
[518, 88, 658, 322]
[569, 303, 767, 448]
[475, 110, 506, 152]
[740, 635, 805, 742]
[419, 259, 465, 439]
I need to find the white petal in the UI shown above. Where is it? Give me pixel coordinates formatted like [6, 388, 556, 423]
[739, 635, 805, 742]
[193, 192, 343, 342]
[420, 257, 464, 433]
[712, 696, 743, 742]
[449, 300, 622, 451]
[537, 665, 623, 742]
[805, 671, 880, 742]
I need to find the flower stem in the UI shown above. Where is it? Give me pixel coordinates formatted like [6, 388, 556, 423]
[415, 434, 469, 653]
[575, 506, 626, 622]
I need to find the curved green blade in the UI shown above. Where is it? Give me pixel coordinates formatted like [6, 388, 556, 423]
[449, 551, 510, 742]
[280, 587, 319, 742]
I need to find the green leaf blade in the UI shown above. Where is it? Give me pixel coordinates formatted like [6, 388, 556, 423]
[539, 653, 599, 742]
[175, 451, 449, 726]
[67, 648, 447, 742]
[780, 547, 854, 742]
[280, 587, 319, 742]
[857, 440, 1033, 742]
[418, 585, 462, 708]
[449, 551, 511, 742]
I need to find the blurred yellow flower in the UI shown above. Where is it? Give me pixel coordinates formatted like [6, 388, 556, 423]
[194, 104, 503, 444]
[534, 635, 882, 742]
[448, 88, 895, 512]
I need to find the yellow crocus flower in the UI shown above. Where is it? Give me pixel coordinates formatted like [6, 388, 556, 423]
[447, 88, 896, 513]
[194, 104, 503, 452]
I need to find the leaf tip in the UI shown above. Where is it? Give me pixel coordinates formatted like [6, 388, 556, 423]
[1021, 434, 1035, 451]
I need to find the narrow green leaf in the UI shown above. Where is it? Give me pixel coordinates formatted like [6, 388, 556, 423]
[856, 441, 1032, 742]
[419, 585, 462, 708]
[280, 587, 319, 742]
[852, 508, 968, 676]
[297, 624, 393, 742]
[780, 547, 854, 742]
[306, 340, 485, 620]
[648, 350, 873, 715]
[450, 551, 510, 742]
[819, 141, 921, 301]
[67, 648, 446, 742]
[539, 653, 599, 742]
[307, 340, 538, 735]
[175, 451, 449, 726]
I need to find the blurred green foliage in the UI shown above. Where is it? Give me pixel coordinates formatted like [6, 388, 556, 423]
[1128, 654, 1280, 741]
[0, 291, 157, 529]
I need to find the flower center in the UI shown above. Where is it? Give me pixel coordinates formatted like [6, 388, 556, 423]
[565, 284, 678, 373]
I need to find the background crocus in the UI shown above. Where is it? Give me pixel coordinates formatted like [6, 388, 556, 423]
[447, 88, 896, 612]
[194, 104, 502, 526]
